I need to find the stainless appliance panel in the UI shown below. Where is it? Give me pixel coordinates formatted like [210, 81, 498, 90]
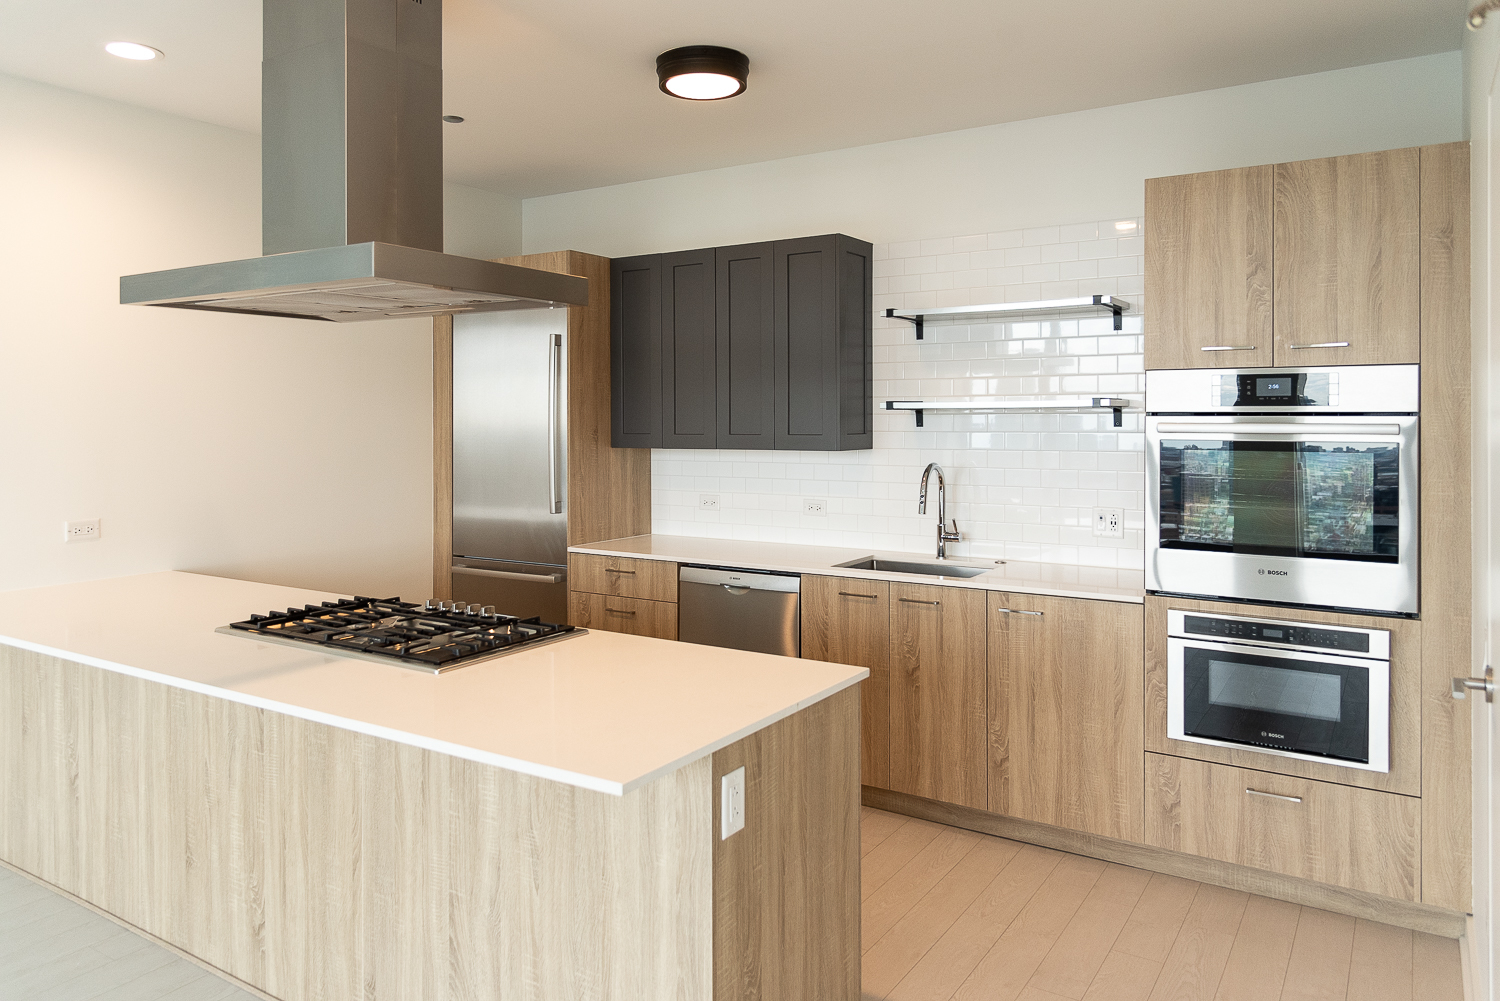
[1146, 364, 1419, 413]
[451, 560, 568, 625]
[678, 567, 801, 657]
[453, 309, 568, 568]
[1146, 412, 1418, 615]
[1165, 610, 1390, 773]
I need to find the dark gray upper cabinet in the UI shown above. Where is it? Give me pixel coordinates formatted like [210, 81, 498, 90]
[611, 233, 872, 451]
[716, 242, 776, 449]
[660, 249, 717, 448]
[610, 255, 662, 448]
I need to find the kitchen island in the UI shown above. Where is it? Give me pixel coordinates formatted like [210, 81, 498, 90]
[0, 572, 866, 1001]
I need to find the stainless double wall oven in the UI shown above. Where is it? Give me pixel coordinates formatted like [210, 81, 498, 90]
[1146, 365, 1419, 617]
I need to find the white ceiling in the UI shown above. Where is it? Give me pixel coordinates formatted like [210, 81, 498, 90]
[0, 0, 1463, 199]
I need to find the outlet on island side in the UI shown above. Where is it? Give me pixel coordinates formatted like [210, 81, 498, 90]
[721, 766, 746, 839]
[64, 519, 101, 544]
[803, 498, 827, 517]
[1093, 508, 1123, 539]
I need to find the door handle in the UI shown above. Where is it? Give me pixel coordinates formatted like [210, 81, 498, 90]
[898, 598, 940, 605]
[721, 585, 752, 595]
[1200, 345, 1257, 352]
[604, 568, 637, 575]
[1245, 787, 1303, 804]
[1452, 666, 1495, 703]
[1155, 423, 1401, 437]
[604, 607, 637, 616]
[452, 564, 566, 584]
[996, 608, 1043, 617]
[838, 591, 878, 599]
[547, 332, 563, 515]
[1286, 341, 1351, 350]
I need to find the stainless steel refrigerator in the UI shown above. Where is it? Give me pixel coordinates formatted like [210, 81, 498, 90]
[451, 308, 570, 623]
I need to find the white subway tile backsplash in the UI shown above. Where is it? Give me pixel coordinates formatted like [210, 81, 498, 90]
[650, 215, 1148, 568]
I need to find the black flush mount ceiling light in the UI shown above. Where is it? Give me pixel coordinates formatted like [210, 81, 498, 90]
[656, 45, 749, 100]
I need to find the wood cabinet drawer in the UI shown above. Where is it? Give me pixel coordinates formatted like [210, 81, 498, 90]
[568, 554, 677, 601]
[1144, 753, 1419, 901]
[567, 591, 677, 641]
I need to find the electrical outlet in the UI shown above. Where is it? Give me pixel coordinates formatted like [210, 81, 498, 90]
[803, 498, 827, 517]
[64, 519, 100, 544]
[699, 494, 720, 510]
[721, 766, 746, 839]
[1093, 508, 1124, 539]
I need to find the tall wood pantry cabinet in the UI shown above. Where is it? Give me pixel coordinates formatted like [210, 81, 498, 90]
[611, 234, 873, 450]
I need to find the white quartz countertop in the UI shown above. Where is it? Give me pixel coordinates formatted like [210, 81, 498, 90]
[0, 572, 866, 796]
[570, 535, 1145, 603]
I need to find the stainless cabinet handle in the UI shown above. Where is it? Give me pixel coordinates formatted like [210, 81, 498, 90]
[1287, 341, 1350, 350]
[604, 607, 636, 616]
[1246, 787, 1303, 804]
[898, 598, 940, 605]
[1200, 345, 1256, 352]
[996, 608, 1044, 616]
[838, 591, 878, 599]
[604, 568, 637, 575]
[1452, 666, 1495, 702]
[547, 333, 563, 515]
[453, 565, 566, 584]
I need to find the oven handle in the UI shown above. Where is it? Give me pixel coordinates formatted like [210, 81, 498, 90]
[1155, 422, 1401, 437]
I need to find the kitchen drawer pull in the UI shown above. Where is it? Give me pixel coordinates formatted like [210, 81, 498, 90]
[1287, 341, 1350, 350]
[838, 591, 879, 599]
[996, 608, 1044, 616]
[1200, 345, 1256, 352]
[1245, 787, 1303, 804]
[604, 568, 637, 575]
[604, 607, 637, 616]
[898, 598, 941, 605]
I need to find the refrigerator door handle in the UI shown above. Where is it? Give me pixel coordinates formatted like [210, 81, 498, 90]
[548, 332, 562, 515]
[452, 563, 566, 585]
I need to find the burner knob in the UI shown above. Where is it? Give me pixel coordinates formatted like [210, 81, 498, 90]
[437, 600, 453, 612]
[467, 604, 483, 615]
[481, 605, 496, 618]
[424, 599, 439, 611]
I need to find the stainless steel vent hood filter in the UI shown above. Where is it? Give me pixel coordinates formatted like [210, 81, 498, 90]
[120, 0, 586, 322]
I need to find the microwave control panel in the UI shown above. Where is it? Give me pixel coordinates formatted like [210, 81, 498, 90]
[1182, 614, 1372, 654]
[1211, 372, 1338, 408]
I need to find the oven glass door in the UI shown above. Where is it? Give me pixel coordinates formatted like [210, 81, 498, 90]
[1157, 436, 1400, 563]
[1179, 642, 1371, 765]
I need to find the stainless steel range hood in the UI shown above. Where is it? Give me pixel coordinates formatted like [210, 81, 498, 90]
[120, 0, 586, 322]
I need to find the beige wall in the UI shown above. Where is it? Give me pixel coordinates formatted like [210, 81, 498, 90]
[522, 53, 1462, 257]
[0, 73, 513, 600]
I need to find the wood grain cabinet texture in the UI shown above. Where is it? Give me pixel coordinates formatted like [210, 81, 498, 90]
[568, 555, 678, 639]
[610, 234, 872, 451]
[987, 593, 1144, 842]
[567, 591, 678, 641]
[1145, 753, 1421, 902]
[800, 575, 892, 789]
[1144, 165, 1273, 370]
[887, 583, 987, 810]
[1273, 148, 1421, 366]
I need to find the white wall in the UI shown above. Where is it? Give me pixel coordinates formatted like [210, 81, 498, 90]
[523, 53, 1463, 257]
[0, 72, 495, 600]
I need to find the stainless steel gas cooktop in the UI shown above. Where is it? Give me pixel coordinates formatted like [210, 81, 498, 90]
[217, 596, 583, 674]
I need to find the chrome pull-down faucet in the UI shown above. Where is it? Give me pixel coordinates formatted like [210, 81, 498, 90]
[918, 463, 962, 559]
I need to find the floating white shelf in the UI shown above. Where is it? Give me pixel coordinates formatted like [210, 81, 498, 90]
[884, 397, 1133, 428]
[885, 295, 1131, 338]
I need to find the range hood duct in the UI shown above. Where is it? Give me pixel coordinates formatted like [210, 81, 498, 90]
[120, 0, 586, 322]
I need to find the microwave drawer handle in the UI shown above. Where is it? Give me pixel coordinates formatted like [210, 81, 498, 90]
[996, 608, 1044, 617]
[1200, 345, 1257, 352]
[1155, 423, 1401, 437]
[1245, 787, 1303, 804]
[1286, 341, 1351, 350]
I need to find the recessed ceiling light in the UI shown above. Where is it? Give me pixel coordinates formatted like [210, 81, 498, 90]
[105, 41, 164, 61]
[1114, 220, 1138, 232]
[656, 46, 749, 101]
[442, 115, 464, 123]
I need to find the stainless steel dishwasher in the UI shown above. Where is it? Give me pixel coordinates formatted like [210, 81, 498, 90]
[677, 566, 801, 656]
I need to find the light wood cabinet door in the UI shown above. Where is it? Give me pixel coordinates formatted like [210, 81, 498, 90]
[801, 575, 891, 788]
[1144, 753, 1420, 901]
[1273, 148, 1421, 365]
[888, 583, 986, 810]
[988, 593, 1144, 841]
[567, 591, 677, 640]
[567, 554, 678, 601]
[1144, 165, 1273, 370]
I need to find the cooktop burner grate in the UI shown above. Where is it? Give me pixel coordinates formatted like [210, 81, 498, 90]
[221, 597, 582, 673]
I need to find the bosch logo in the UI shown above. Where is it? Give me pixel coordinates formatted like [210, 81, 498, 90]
[1261, 731, 1286, 740]
[1258, 569, 1289, 576]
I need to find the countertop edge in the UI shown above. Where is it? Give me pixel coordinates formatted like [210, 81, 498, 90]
[1, 632, 864, 797]
[567, 541, 1146, 605]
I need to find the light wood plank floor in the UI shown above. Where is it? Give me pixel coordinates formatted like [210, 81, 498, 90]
[0, 864, 258, 1001]
[859, 807, 1466, 1001]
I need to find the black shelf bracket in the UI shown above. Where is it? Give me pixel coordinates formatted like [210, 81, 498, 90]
[884, 308, 924, 339]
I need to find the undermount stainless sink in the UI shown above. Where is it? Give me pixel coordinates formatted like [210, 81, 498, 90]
[834, 557, 996, 579]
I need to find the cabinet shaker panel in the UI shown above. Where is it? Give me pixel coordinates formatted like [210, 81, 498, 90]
[716, 243, 776, 449]
[610, 255, 662, 448]
[660, 249, 717, 448]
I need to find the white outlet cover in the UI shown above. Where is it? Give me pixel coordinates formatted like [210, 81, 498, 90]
[721, 766, 746, 839]
[1092, 508, 1124, 539]
[803, 498, 827, 516]
[699, 494, 720, 510]
[64, 519, 101, 544]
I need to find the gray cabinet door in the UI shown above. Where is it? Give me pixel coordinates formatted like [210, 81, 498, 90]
[610, 254, 662, 448]
[661, 249, 718, 448]
[716, 242, 776, 449]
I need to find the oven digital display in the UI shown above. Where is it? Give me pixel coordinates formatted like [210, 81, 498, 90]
[1208, 659, 1342, 722]
[1255, 377, 1289, 397]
